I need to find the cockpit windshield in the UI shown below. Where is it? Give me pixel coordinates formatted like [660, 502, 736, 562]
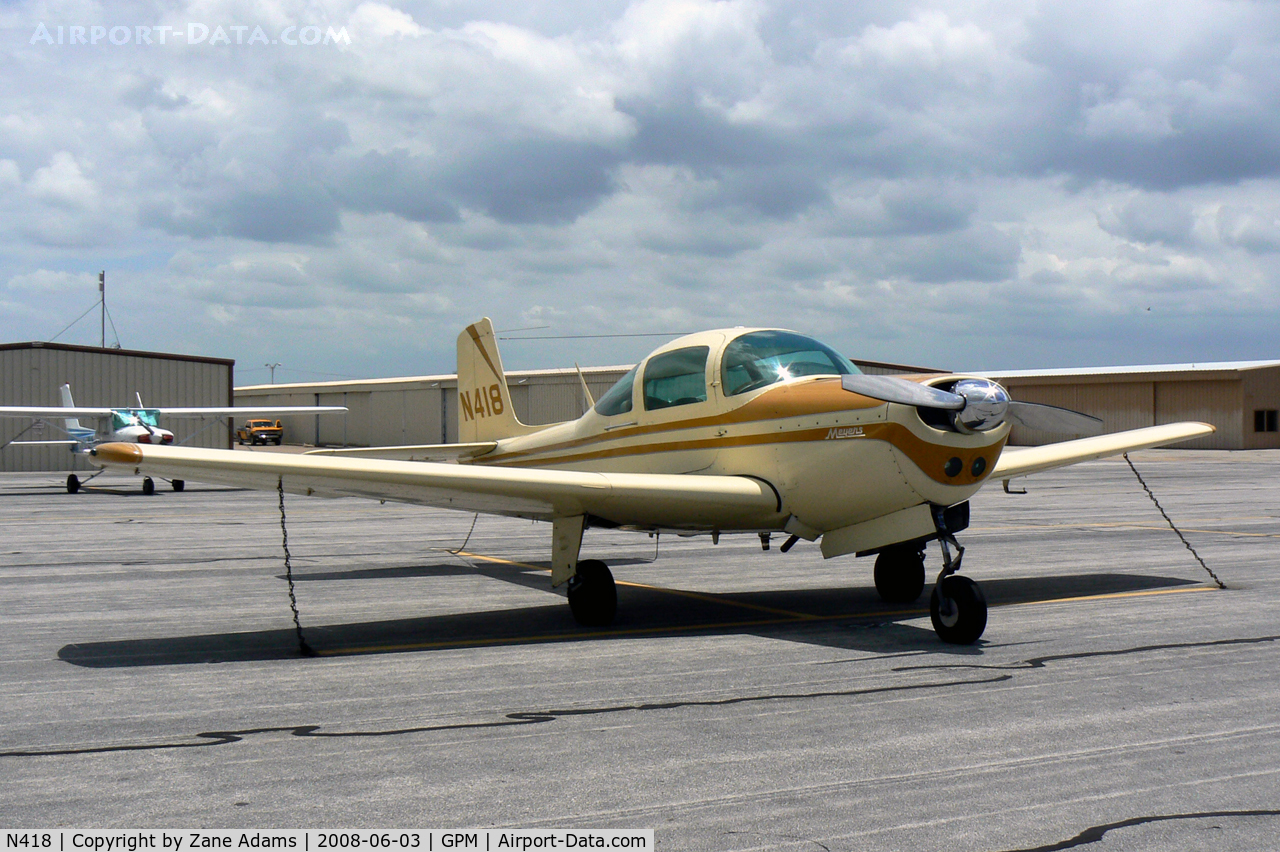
[112, 409, 161, 430]
[594, 366, 637, 416]
[721, 330, 861, 396]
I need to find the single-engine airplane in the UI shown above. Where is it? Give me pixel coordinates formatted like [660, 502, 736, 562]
[88, 319, 1213, 643]
[1, 383, 346, 494]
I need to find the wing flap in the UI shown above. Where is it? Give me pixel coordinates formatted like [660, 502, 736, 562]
[89, 443, 784, 530]
[991, 422, 1215, 480]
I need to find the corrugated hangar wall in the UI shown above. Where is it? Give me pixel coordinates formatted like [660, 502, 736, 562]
[234, 367, 632, 447]
[1, 342, 233, 472]
[990, 363, 1280, 450]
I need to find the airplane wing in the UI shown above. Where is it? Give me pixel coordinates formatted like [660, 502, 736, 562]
[1, 405, 346, 419]
[304, 442, 497, 461]
[88, 443, 783, 530]
[992, 421, 1215, 480]
[156, 406, 348, 418]
[0, 406, 114, 419]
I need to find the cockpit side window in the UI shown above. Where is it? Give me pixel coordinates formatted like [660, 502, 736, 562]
[643, 346, 710, 411]
[594, 366, 637, 416]
[721, 331, 861, 396]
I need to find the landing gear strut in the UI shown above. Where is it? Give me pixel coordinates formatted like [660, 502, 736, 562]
[873, 544, 926, 603]
[928, 504, 987, 644]
[567, 559, 617, 627]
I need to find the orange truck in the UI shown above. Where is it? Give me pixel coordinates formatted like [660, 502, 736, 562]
[236, 418, 283, 445]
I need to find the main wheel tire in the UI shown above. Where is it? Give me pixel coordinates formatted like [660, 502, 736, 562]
[567, 559, 617, 627]
[142, 476, 155, 496]
[930, 575, 987, 644]
[66, 474, 80, 494]
[172, 479, 185, 492]
[874, 545, 926, 603]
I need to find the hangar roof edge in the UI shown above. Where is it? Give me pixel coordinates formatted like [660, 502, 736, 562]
[974, 360, 1280, 378]
[0, 340, 234, 367]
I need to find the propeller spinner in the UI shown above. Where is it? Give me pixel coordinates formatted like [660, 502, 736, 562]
[841, 374, 1103, 436]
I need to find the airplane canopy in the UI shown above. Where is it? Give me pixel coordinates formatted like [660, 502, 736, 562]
[111, 409, 160, 430]
[593, 328, 863, 417]
[720, 330, 861, 396]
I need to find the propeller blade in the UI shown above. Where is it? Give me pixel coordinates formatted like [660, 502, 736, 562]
[1006, 401, 1104, 435]
[841, 374, 965, 410]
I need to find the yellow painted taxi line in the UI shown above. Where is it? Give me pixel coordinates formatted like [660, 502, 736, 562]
[1009, 584, 1219, 607]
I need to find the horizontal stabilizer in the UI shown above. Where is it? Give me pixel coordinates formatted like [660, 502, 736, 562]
[8, 439, 81, 446]
[305, 442, 497, 462]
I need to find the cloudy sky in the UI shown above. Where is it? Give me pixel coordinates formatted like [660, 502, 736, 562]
[2, 0, 1279, 384]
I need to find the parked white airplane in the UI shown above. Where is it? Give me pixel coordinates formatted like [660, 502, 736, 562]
[89, 319, 1212, 643]
[1, 383, 345, 493]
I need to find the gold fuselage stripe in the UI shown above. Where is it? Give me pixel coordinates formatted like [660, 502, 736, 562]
[473, 375, 1005, 487]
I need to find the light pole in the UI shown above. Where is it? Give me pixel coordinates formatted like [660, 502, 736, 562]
[266, 362, 281, 383]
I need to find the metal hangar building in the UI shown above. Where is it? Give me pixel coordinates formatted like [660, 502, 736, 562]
[0, 342, 234, 473]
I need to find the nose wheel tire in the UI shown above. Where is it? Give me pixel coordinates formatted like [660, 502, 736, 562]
[142, 476, 155, 496]
[873, 545, 926, 603]
[930, 575, 987, 644]
[567, 559, 617, 627]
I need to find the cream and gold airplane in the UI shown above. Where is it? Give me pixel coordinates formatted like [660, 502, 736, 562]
[89, 318, 1213, 644]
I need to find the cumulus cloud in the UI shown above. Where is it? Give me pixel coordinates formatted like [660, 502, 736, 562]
[2, 0, 1279, 375]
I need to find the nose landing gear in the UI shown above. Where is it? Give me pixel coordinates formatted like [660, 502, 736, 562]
[928, 504, 988, 645]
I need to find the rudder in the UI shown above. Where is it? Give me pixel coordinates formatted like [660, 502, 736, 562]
[456, 318, 540, 442]
[59, 383, 84, 433]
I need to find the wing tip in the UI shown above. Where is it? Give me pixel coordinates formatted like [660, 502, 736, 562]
[91, 442, 143, 465]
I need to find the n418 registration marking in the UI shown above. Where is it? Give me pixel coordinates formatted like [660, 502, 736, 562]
[460, 383, 505, 422]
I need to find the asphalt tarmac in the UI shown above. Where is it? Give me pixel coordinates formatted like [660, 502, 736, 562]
[1, 449, 1277, 850]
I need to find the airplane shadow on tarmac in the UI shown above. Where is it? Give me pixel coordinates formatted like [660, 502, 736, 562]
[57, 570, 1200, 668]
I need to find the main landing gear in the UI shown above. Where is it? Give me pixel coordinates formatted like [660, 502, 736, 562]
[567, 559, 617, 627]
[64, 471, 180, 495]
[927, 505, 987, 645]
[873, 544, 926, 603]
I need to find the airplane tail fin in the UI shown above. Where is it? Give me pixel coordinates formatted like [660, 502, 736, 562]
[456, 318, 541, 442]
[59, 383, 84, 433]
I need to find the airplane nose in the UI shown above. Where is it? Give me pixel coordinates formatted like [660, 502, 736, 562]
[950, 379, 1010, 433]
[840, 373, 1102, 436]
